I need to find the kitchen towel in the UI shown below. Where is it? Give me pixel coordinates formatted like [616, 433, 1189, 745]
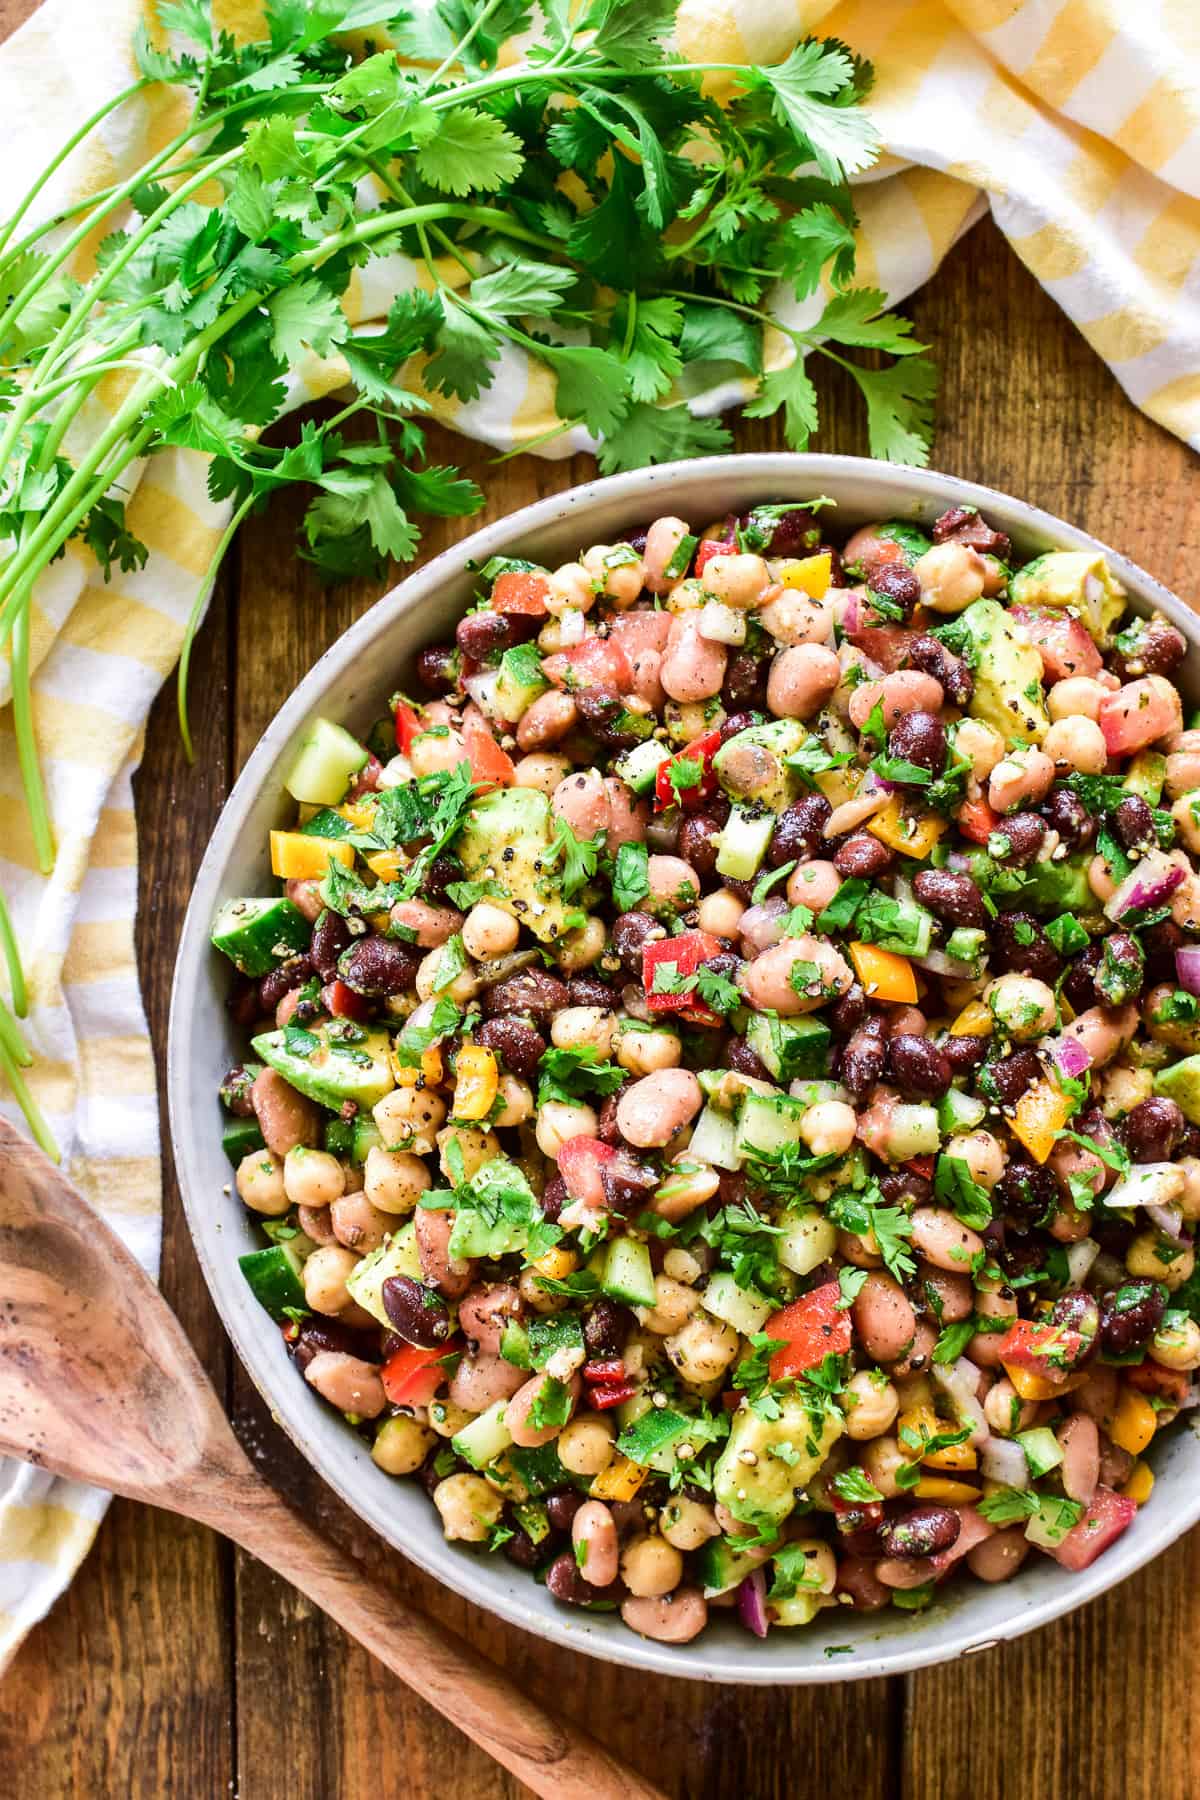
[0, 0, 1194, 1669]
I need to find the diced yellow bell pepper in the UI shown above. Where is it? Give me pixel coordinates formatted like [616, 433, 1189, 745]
[1010, 1079, 1073, 1165]
[590, 1454, 648, 1503]
[269, 831, 354, 881]
[366, 849, 404, 881]
[337, 798, 378, 831]
[866, 796, 948, 860]
[530, 1244, 578, 1281]
[950, 998, 993, 1038]
[1122, 1459, 1155, 1505]
[815, 763, 861, 809]
[453, 1045, 499, 1121]
[1003, 1364, 1062, 1402]
[849, 940, 918, 1005]
[1110, 1388, 1157, 1457]
[778, 551, 832, 598]
[389, 1047, 443, 1089]
[898, 1405, 978, 1471]
[914, 1477, 980, 1504]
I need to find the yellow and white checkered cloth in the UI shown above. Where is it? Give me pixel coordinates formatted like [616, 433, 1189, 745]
[0, 0, 1195, 1668]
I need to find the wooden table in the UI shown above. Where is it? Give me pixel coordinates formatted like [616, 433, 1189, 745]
[1, 9, 1199, 1794]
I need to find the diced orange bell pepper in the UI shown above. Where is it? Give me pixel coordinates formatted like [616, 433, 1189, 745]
[1110, 1388, 1157, 1457]
[453, 1045, 499, 1121]
[337, 798, 378, 831]
[866, 796, 948, 860]
[366, 849, 404, 881]
[1121, 1460, 1155, 1505]
[914, 1476, 980, 1503]
[390, 1047, 443, 1089]
[269, 831, 354, 881]
[1005, 1364, 1067, 1402]
[849, 940, 918, 1004]
[778, 552, 832, 598]
[590, 1455, 648, 1503]
[1010, 1079, 1073, 1164]
[897, 1405, 978, 1471]
[950, 999, 993, 1038]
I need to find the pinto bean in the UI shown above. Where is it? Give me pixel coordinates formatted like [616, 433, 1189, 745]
[552, 768, 611, 838]
[484, 970, 569, 1026]
[849, 670, 944, 730]
[836, 1559, 892, 1612]
[967, 1528, 1030, 1583]
[620, 1588, 708, 1643]
[604, 777, 649, 854]
[447, 1350, 526, 1413]
[303, 1351, 386, 1418]
[643, 516, 692, 593]
[517, 690, 578, 750]
[285, 877, 324, 923]
[571, 1501, 620, 1586]
[457, 1282, 522, 1355]
[1056, 1412, 1100, 1506]
[330, 1191, 392, 1254]
[660, 614, 727, 703]
[767, 643, 841, 719]
[739, 934, 852, 1016]
[852, 1272, 917, 1364]
[251, 1067, 320, 1156]
[616, 1070, 702, 1148]
[415, 1206, 476, 1299]
[506, 1372, 581, 1447]
[911, 1207, 984, 1273]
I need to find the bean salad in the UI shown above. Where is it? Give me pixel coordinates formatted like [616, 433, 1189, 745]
[212, 496, 1200, 1646]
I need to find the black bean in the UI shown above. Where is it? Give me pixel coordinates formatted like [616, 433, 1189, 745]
[887, 710, 946, 776]
[311, 908, 352, 980]
[503, 1522, 549, 1571]
[769, 794, 831, 866]
[887, 1034, 952, 1099]
[1043, 787, 1096, 850]
[940, 1033, 989, 1075]
[484, 969, 569, 1025]
[540, 1175, 566, 1223]
[382, 1275, 453, 1348]
[718, 709, 764, 744]
[574, 685, 646, 750]
[603, 1157, 659, 1216]
[879, 1504, 961, 1559]
[1113, 794, 1157, 853]
[1049, 1289, 1100, 1353]
[905, 634, 973, 706]
[728, 1036, 772, 1081]
[722, 652, 768, 712]
[991, 913, 1061, 983]
[456, 611, 513, 659]
[912, 869, 986, 929]
[259, 953, 313, 1015]
[1121, 1096, 1185, 1163]
[879, 1169, 932, 1206]
[474, 1016, 545, 1080]
[1143, 918, 1184, 983]
[994, 1161, 1058, 1229]
[740, 508, 823, 557]
[834, 834, 893, 877]
[986, 1047, 1044, 1109]
[841, 1017, 888, 1102]
[424, 855, 462, 899]
[645, 812, 681, 855]
[869, 563, 921, 615]
[415, 644, 460, 694]
[1099, 1281, 1167, 1357]
[931, 506, 1011, 561]
[678, 812, 722, 879]
[339, 936, 420, 997]
[568, 975, 617, 1010]
[997, 812, 1046, 867]
[817, 544, 846, 588]
[718, 1171, 748, 1210]
[1060, 943, 1103, 1012]
[829, 982, 867, 1039]
[291, 1317, 381, 1374]
[219, 1066, 256, 1117]
[1095, 931, 1145, 1006]
[544, 1550, 608, 1606]
[1111, 620, 1187, 681]
[544, 1491, 586, 1534]
[611, 910, 664, 978]
[418, 1448, 451, 1499]
[1180, 1122, 1200, 1159]
[595, 1095, 624, 1145]
[584, 1298, 632, 1359]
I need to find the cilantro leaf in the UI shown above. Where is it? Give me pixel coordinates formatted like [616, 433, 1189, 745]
[415, 107, 525, 195]
[611, 841, 650, 912]
[844, 353, 938, 466]
[742, 353, 819, 451]
[595, 402, 733, 474]
[748, 39, 879, 182]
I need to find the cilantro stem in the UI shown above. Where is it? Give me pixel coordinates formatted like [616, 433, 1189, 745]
[177, 491, 253, 761]
[0, 78, 148, 264]
[0, 886, 27, 1018]
[429, 0, 512, 85]
[0, 1035, 58, 1162]
[9, 595, 53, 874]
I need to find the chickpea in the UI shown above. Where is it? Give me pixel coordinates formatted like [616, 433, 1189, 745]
[843, 1370, 900, 1441]
[518, 1264, 565, 1317]
[514, 752, 571, 796]
[697, 887, 746, 937]
[302, 1244, 360, 1316]
[914, 541, 986, 613]
[945, 1133, 1009, 1192]
[786, 1540, 837, 1596]
[1178, 1157, 1200, 1222]
[552, 1005, 615, 1058]
[557, 1414, 616, 1477]
[1151, 1315, 1200, 1371]
[800, 1099, 857, 1157]
[640, 1274, 701, 1336]
[438, 1125, 500, 1180]
[1165, 745, 1200, 801]
[1043, 715, 1108, 774]
[701, 552, 770, 609]
[954, 718, 1006, 781]
[433, 1472, 505, 1542]
[660, 1495, 720, 1551]
[416, 945, 478, 1007]
[767, 643, 841, 720]
[556, 915, 607, 973]
[410, 728, 467, 776]
[616, 1069, 702, 1147]
[461, 901, 520, 960]
[374, 1085, 447, 1155]
[427, 1398, 473, 1439]
[646, 854, 700, 914]
[583, 542, 644, 608]
[621, 1534, 684, 1598]
[364, 1145, 431, 1215]
[860, 1434, 907, 1499]
[1047, 675, 1114, 722]
[664, 577, 707, 616]
[282, 1145, 345, 1210]
[787, 859, 841, 915]
[545, 561, 594, 616]
[1099, 1062, 1153, 1119]
[303, 1351, 386, 1418]
[1127, 1230, 1195, 1291]
[1172, 792, 1200, 854]
[663, 1245, 705, 1285]
[758, 589, 833, 646]
[493, 1074, 534, 1129]
[372, 1413, 435, 1475]
[536, 1098, 599, 1158]
[615, 1021, 682, 1075]
[986, 972, 1057, 1041]
[235, 1148, 289, 1216]
[664, 1311, 740, 1385]
[983, 1377, 1036, 1436]
[643, 516, 692, 594]
[988, 746, 1055, 813]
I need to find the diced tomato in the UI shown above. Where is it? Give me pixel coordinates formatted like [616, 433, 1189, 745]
[461, 704, 515, 790]
[957, 796, 1003, 845]
[654, 727, 723, 813]
[1050, 1484, 1137, 1572]
[322, 979, 372, 1022]
[346, 753, 382, 799]
[491, 569, 551, 618]
[642, 930, 725, 1026]
[695, 516, 737, 575]
[382, 1341, 456, 1408]
[557, 1134, 615, 1208]
[830, 1495, 885, 1536]
[845, 623, 917, 673]
[766, 1282, 852, 1381]
[996, 1318, 1083, 1381]
[930, 1506, 994, 1575]
[905, 1154, 936, 1181]
[610, 610, 671, 657]
[1098, 677, 1183, 757]
[394, 702, 423, 755]
[1127, 1361, 1189, 1404]
[1010, 605, 1102, 682]
[543, 634, 633, 693]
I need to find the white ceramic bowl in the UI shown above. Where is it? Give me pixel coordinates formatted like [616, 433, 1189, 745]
[169, 454, 1200, 1683]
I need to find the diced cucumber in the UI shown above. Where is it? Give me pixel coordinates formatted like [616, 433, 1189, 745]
[353, 1116, 384, 1162]
[734, 1091, 806, 1160]
[616, 1391, 653, 1434]
[512, 1500, 552, 1546]
[506, 1442, 570, 1497]
[493, 643, 549, 723]
[344, 1223, 423, 1326]
[239, 1241, 307, 1321]
[223, 1116, 265, 1165]
[937, 1087, 986, 1136]
[211, 897, 310, 977]
[500, 1319, 532, 1369]
[285, 717, 369, 806]
[616, 1406, 694, 1475]
[613, 739, 672, 794]
[1025, 1493, 1082, 1550]
[1017, 1427, 1063, 1479]
[702, 1271, 773, 1337]
[324, 1117, 355, 1159]
[777, 1208, 838, 1277]
[888, 1103, 941, 1160]
[600, 1236, 656, 1309]
[528, 1314, 584, 1372]
[944, 927, 987, 967]
[694, 1536, 770, 1598]
[686, 1103, 742, 1171]
[715, 805, 775, 881]
[745, 1013, 831, 1082]
[451, 1399, 514, 1470]
[786, 1079, 845, 1108]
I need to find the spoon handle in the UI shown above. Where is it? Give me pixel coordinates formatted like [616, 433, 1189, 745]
[226, 1478, 667, 1800]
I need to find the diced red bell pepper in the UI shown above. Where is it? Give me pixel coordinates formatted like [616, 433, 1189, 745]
[995, 1318, 1083, 1380]
[461, 704, 515, 790]
[766, 1282, 852, 1381]
[1049, 1484, 1137, 1572]
[695, 516, 737, 575]
[590, 1381, 638, 1411]
[654, 727, 722, 813]
[830, 1495, 885, 1537]
[584, 1359, 626, 1385]
[956, 796, 1004, 845]
[322, 979, 372, 1022]
[395, 702, 424, 755]
[382, 1341, 456, 1408]
[1010, 605, 1101, 683]
[905, 1154, 936, 1181]
[557, 1134, 615, 1208]
[543, 635, 633, 693]
[1127, 1361, 1189, 1404]
[642, 930, 725, 1027]
[492, 569, 551, 618]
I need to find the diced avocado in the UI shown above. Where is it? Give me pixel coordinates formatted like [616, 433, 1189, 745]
[239, 1241, 307, 1321]
[324, 1116, 355, 1159]
[955, 598, 1049, 745]
[493, 643, 549, 724]
[285, 717, 369, 806]
[1012, 851, 1099, 918]
[714, 1394, 843, 1532]
[1154, 1055, 1200, 1124]
[777, 1208, 838, 1276]
[745, 1013, 831, 1082]
[715, 804, 775, 881]
[223, 1116, 265, 1165]
[252, 1021, 395, 1112]
[702, 1271, 773, 1337]
[694, 1536, 772, 1598]
[1010, 551, 1126, 647]
[937, 1087, 986, 1136]
[771, 1593, 823, 1629]
[887, 1103, 941, 1160]
[613, 739, 671, 794]
[512, 1500, 552, 1546]
[1124, 751, 1166, 804]
[600, 1236, 656, 1308]
[211, 896, 310, 977]
[344, 1224, 423, 1326]
[854, 889, 934, 957]
[713, 719, 807, 810]
[455, 786, 569, 945]
[452, 1399, 513, 1470]
[685, 1103, 742, 1171]
[734, 1091, 806, 1160]
[944, 926, 987, 969]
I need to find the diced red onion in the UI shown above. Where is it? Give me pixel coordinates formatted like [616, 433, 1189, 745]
[737, 1567, 769, 1638]
[980, 1436, 1029, 1489]
[932, 1359, 990, 1445]
[739, 896, 790, 953]
[913, 947, 976, 979]
[1175, 945, 1200, 995]
[464, 668, 502, 717]
[1146, 1203, 1187, 1243]
[1107, 1162, 1186, 1213]
[893, 873, 915, 909]
[1104, 850, 1184, 922]
[1046, 1033, 1093, 1082]
[839, 590, 859, 635]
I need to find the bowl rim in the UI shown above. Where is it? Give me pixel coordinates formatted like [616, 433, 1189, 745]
[168, 452, 1200, 1684]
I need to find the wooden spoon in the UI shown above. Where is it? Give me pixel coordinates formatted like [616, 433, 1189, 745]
[0, 1119, 665, 1800]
